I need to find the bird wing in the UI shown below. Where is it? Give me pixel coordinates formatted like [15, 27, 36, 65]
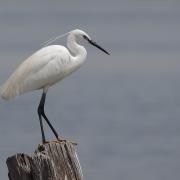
[0, 45, 71, 100]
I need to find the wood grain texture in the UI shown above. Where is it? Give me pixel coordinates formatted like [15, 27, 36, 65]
[6, 141, 83, 180]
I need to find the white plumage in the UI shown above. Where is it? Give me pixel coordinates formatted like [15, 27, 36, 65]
[0, 29, 109, 143]
[0, 30, 88, 100]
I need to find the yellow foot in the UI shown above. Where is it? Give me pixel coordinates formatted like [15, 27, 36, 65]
[52, 138, 77, 145]
[40, 138, 77, 145]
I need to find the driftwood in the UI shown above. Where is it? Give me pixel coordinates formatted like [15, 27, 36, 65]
[6, 141, 83, 180]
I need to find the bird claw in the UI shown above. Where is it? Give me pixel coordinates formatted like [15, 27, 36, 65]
[56, 138, 77, 145]
[41, 138, 77, 145]
[42, 140, 50, 144]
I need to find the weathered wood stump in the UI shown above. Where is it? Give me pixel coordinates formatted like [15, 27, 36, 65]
[6, 141, 83, 180]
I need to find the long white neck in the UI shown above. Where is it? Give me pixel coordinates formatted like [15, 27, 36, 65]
[67, 33, 87, 62]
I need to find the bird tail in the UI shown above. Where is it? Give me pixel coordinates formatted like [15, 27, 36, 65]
[0, 82, 17, 100]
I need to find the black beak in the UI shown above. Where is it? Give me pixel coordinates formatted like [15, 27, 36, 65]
[88, 39, 110, 55]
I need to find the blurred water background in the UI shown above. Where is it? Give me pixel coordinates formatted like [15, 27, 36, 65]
[0, 1, 180, 179]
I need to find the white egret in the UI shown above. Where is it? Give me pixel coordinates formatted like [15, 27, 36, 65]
[0, 29, 110, 143]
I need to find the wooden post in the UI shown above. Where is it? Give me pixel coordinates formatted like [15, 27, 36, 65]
[6, 141, 83, 180]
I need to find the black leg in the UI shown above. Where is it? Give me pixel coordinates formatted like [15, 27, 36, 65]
[38, 92, 46, 143]
[38, 92, 59, 143]
[41, 111, 59, 139]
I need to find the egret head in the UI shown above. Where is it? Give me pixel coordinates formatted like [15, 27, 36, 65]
[71, 29, 110, 55]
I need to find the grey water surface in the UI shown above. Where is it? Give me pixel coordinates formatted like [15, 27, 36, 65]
[0, 1, 180, 179]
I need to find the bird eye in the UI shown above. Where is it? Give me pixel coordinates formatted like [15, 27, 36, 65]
[83, 35, 88, 40]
